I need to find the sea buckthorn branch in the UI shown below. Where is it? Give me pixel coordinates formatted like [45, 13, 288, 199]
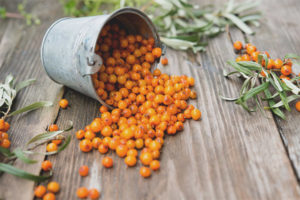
[222, 41, 300, 119]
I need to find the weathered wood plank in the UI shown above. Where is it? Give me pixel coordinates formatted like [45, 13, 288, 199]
[0, 0, 64, 199]
[246, 0, 300, 180]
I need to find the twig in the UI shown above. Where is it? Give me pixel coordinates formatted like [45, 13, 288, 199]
[5, 12, 24, 19]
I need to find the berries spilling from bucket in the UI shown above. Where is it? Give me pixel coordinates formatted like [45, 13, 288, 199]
[77, 23, 202, 178]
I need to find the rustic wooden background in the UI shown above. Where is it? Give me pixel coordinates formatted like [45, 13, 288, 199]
[1, 0, 300, 199]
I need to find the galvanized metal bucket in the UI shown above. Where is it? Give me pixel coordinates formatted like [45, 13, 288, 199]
[41, 7, 161, 108]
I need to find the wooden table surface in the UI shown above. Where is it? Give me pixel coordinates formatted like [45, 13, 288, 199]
[1, 0, 300, 199]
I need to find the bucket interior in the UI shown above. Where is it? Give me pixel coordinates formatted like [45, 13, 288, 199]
[91, 8, 160, 109]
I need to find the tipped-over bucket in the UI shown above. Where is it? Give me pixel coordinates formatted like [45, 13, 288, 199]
[41, 8, 161, 108]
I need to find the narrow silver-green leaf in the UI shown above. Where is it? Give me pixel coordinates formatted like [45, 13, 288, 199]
[222, 13, 254, 34]
[13, 148, 37, 164]
[0, 163, 51, 182]
[237, 61, 262, 71]
[271, 95, 300, 108]
[7, 101, 53, 117]
[242, 81, 269, 101]
[15, 79, 36, 92]
[284, 53, 300, 60]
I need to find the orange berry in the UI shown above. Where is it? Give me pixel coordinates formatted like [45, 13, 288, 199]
[90, 120, 103, 133]
[102, 157, 113, 168]
[251, 51, 260, 62]
[281, 65, 292, 76]
[43, 193, 56, 200]
[233, 41, 243, 50]
[49, 124, 59, 132]
[235, 56, 242, 62]
[121, 128, 134, 140]
[274, 59, 283, 69]
[161, 58, 168, 65]
[0, 119, 5, 131]
[1, 138, 10, 148]
[241, 54, 251, 61]
[41, 160, 52, 171]
[77, 187, 89, 199]
[51, 139, 62, 145]
[99, 105, 108, 113]
[34, 185, 47, 198]
[98, 143, 108, 154]
[79, 165, 89, 177]
[101, 126, 112, 137]
[116, 144, 128, 157]
[149, 140, 161, 151]
[76, 130, 85, 140]
[152, 47, 162, 58]
[59, 99, 68, 109]
[124, 155, 137, 167]
[46, 143, 57, 152]
[0, 132, 8, 139]
[92, 137, 102, 149]
[150, 160, 160, 171]
[145, 53, 155, 63]
[296, 101, 300, 112]
[246, 44, 256, 55]
[267, 59, 274, 69]
[167, 125, 177, 135]
[84, 130, 96, 140]
[135, 138, 144, 149]
[79, 139, 92, 152]
[89, 188, 100, 200]
[191, 109, 201, 120]
[47, 181, 60, 193]
[140, 166, 151, 178]
[140, 152, 153, 165]
[127, 149, 138, 157]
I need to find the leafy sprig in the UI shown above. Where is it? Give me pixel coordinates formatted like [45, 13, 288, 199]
[0, 121, 73, 181]
[0, 75, 52, 120]
[222, 54, 300, 119]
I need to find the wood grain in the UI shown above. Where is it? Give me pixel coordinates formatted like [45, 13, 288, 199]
[0, 0, 64, 199]
[0, 0, 300, 199]
[247, 0, 300, 180]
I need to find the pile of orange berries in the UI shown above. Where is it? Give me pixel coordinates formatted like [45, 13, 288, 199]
[34, 161, 60, 200]
[77, 165, 100, 199]
[76, 23, 202, 178]
[0, 119, 10, 149]
[233, 41, 297, 80]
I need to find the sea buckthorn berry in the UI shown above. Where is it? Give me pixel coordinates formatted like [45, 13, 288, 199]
[46, 143, 57, 152]
[59, 99, 68, 109]
[51, 139, 62, 145]
[49, 124, 58, 132]
[99, 105, 108, 113]
[135, 138, 144, 149]
[274, 59, 283, 69]
[246, 44, 256, 55]
[90, 119, 103, 133]
[251, 51, 260, 62]
[41, 160, 52, 171]
[77, 187, 89, 199]
[191, 109, 201, 120]
[34, 185, 47, 198]
[267, 59, 274, 69]
[3, 122, 9, 132]
[85, 130, 96, 140]
[145, 53, 155, 63]
[241, 54, 251, 61]
[125, 155, 137, 167]
[152, 47, 162, 58]
[47, 181, 60, 193]
[127, 149, 138, 157]
[161, 58, 168, 65]
[92, 137, 102, 149]
[0, 119, 5, 131]
[167, 125, 177, 135]
[1, 139, 10, 148]
[150, 160, 160, 171]
[79, 139, 92, 152]
[296, 101, 300, 112]
[43, 193, 55, 200]
[101, 126, 112, 137]
[89, 188, 100, 200]
[149, 140, 161, 151]
[140, 152, 153, 165]
[235, 56, 242, 62]
[79, 165, 89, 177]
[76, 130, 85, 140]
[98, 143, 109, 154]
[233, 41, 243, 51]
[0, 132, 8, 139]
[140, 166, 151, 178]
[116, 144, 128, 157]
[102, 157, 113, 168]
[281, 65, 292, 76]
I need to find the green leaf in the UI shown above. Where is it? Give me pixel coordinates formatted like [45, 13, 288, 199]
[220, 95, 239, 101]
[15, 79, 36, 92]
[282, 79, 300, 94]
[284, 53, 300, 60]
[13, 149, 37, 164]
[271, 95, 300, 108]
[223, 70, 240, 77]
[264, 89, 286, 120]
[7, 101, 53, 117]
[227, 60, 253, 76]
[222, 13, 254, 34]
[241, 81, 269, 101]
[26, 121, 73, 147]
[0, 163, 51, 182]
[0, 146, 14, 157]
[237, 61, 262, 71]
[45, 135, 71, 155]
